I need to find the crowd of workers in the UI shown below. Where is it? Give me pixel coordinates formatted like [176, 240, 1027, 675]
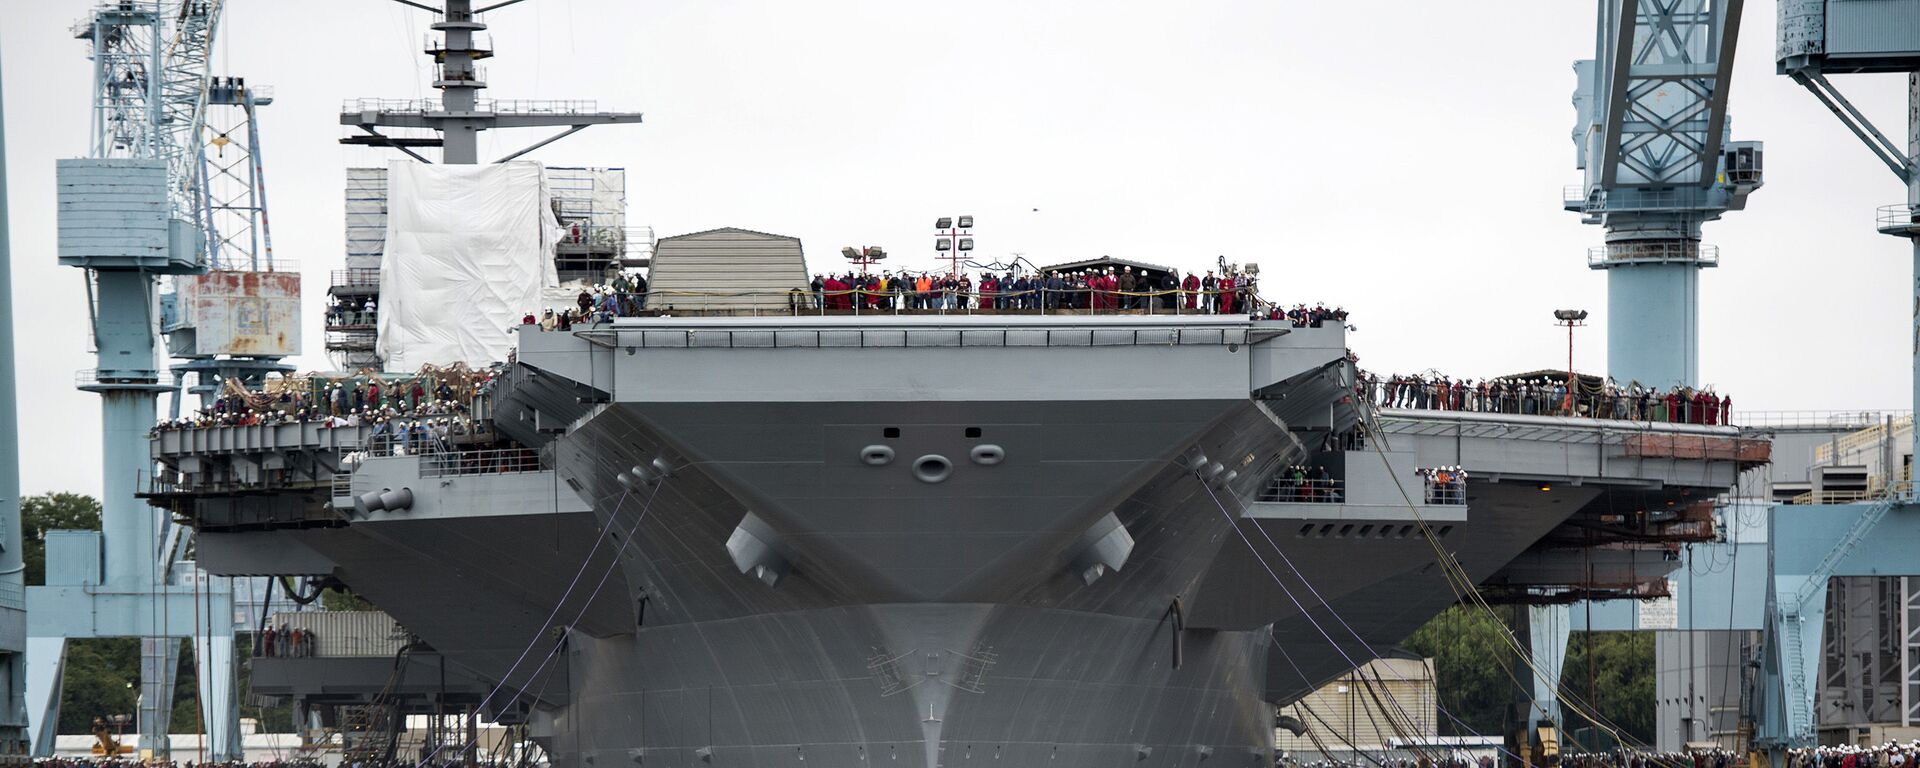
[31, 760, 519, 768]
[1418, 466, 1468, 504]
[807, 266, 1267, 313]
[521, 279, 651, 331]
[1780, 743, 1920, 768]
[1284, 757, 1495, 768]
[32, 761, 331, 768]
[1561, 749, 1750, 768]
[324, 295, 378, 329]
[150, 366, 500, 449]
[1268, 465, 1341, 502]
[253, 624, 316, 658]
[510, 262, 1367, 329]
[1358, 372, 1733, 426]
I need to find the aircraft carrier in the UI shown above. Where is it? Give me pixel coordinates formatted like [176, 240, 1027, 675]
[24, 0, 1776, 765]
[149, 308, 1765, 767]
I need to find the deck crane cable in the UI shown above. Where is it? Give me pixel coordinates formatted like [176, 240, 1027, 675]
[1351, 384, 1678, 763]
[1356, 407, 1648, 754]
[1194, 474, 1506, 764]
[419, 475, 673, 768]
[1350, 372, 1650, 751]
[1294, 695, 1393, 768]
[1274, 622, 1466, 768]
[413, 469, 677, 768]
[1352, 660, 1447, 759]
[1268, 634, 1409, 766]
[1198, 477, 1522, 765]
[410, 478, 654, 768]
[1351, 397, 1601, 718]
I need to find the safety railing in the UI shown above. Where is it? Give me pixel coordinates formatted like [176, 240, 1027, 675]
[434, 64, 486, 84]
[1734, 410, 1907, 429]
[260, 610, 410, 659]
[1374, 413, 1773, 464]
[324, 330, 378, 351]
[363, 428, 454, 458]
[1563, 184, 1592, 209]
[1582, 187, 1714, 213]
[206, 258, 301, 274]
[138, 468, 330, 497]
[555, 224, 652, 257]
[325, 310, 378, 330]
[423, 32, 492, 55]
[1814, 414, 1914, 464]
[1255, 476, 1465, 506]
[588, 322, 1257, 350]
[74, 369, 159, 387]
[1877, 204, 1920, 236]
[1787, 477, 1911, 506]
[1422, 479, 1466, 506]
[1365, 388, 1734, 426]
[418, 447, 543, 478]
[540, 287, 1321, 321]
[330, 268, 382, 290]
[1788, 489, 1876, 505]
[1586, 243, 1719, 267]
[341, 98, 603, 116]
[1258, 478, 1345, 503]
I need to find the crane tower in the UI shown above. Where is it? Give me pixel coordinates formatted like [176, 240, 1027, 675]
[26, 2, 243, 760]
[1569, 0, 1763, 390]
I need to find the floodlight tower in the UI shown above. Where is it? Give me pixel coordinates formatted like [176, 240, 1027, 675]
[1553, 309, 1589, 415]
[1568, 0, 1763, 390]
[842, 246, 887, 274]
[27, 2, 238, 760]
[934, 216, 975, 276]
[342, 0, 643, 165]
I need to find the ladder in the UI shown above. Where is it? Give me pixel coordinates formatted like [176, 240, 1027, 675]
[1778, 610, 1811, 737]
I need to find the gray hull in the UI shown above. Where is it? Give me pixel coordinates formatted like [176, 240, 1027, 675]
[554, 606, 1274, 767]
[173, 317, 1717, 767]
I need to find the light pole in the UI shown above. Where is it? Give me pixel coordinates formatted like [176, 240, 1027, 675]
[1553, 309, 1589, 415]
[841, 246, 886, 275]
[934, 216, 975, 276]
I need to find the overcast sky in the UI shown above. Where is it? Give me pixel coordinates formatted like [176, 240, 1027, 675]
[3, 0, 1915, 497]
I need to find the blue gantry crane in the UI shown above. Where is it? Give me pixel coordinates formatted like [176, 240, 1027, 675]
[1747, 0, 1920, 754]
[1568, 0, 1763, 391]
[0, 22, 41, 768]
[1543, 0, 1764, 752]
[25, 2, 242, 760]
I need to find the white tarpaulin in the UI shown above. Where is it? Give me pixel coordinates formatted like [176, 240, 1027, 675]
[377, 161, 560, 371]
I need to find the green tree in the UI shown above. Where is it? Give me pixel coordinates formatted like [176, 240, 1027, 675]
[1559, 630, 1655, 748]
[321, 586, 375, 612]
[57, 638, 138, 734]
[1400, 605, 1518, 736]
[23, 492, 102, 587]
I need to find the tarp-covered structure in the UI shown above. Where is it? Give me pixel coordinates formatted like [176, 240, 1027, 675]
[376, 161, 560, 371]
